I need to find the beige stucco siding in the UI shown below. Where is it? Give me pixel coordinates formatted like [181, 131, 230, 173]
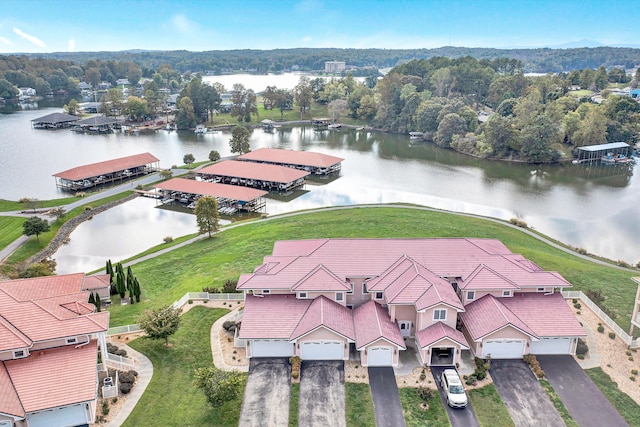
[295, 327, 350, 359]
[359, 338, 400, 367]
[417, 306, 457, 330]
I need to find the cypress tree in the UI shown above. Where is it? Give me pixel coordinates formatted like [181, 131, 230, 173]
[95, 293, 101, 312]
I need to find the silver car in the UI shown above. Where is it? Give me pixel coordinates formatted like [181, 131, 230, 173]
[441, 369, 468, 408]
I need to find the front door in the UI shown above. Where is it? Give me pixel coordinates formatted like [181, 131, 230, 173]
[398, 321, 412, 337]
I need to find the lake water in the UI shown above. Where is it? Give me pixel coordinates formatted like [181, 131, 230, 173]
[1, 97, 639, 273]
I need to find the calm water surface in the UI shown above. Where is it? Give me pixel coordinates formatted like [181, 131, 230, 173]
[1, 103, 638, 272]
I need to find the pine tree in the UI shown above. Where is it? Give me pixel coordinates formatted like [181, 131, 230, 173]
[134, 278, 142, 303]
[95, 293, 101, 312]
[88, 292, 95, 305]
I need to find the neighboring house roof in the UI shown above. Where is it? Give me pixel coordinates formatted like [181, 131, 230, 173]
[31, 112, 79, 125]
[3, 340, 98, 414]
[291, 265, 350, 291]
[239, 294, 312, 340]
[75, 116, 121, 126]
[0, 363, 23, 417]
[82, 274, 111, 292]
[500, 293, 585, 337]
[460, 294, 538, 341]
[416, 322, 469, 350]
[290, 296, 355, 341]
[460, 264, 519, 290]
[353, 301, 405, 350]
[0, 273, 87, 301]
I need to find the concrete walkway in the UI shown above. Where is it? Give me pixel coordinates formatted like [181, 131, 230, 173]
[210, 307, 248, 372]
[575, 311, 602, 369]
[107, 343, 154, 427]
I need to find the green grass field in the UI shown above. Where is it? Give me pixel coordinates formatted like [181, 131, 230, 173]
[0, 196, 80, 212]
[586, 367, 640, 426]
[399, 387, 449, 427]
[0, 217, 26, 249]
[468, 384, 514, 427]
[345, 382, 376, 426]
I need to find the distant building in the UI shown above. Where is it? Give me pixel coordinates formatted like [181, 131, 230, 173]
[630, 89, 640, 99]
[116, 78, 130, 86]
[97, 82, 112, 90]
[325, 61, 346, 73]
[78, 81, 92, 90]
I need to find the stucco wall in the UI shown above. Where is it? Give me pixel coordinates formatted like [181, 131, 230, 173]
[417, 306, 457, 330]
[359, 338, 400, 366]
[295, 327, 349, 359]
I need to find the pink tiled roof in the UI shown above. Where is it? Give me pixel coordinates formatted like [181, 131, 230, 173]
[82, 274, 111, 291]
[353, 301, 405, 349]
[501, 293, 585, 337]
[0, 364, 23, 417]
[460, 295, 537, 341]
[154, 177, 267, 201]
[290, 296, 355, 341]
[416, 322, 469, 350]
[0, 316, 30, 352]
[460, 264, 519, 290]
[238, 295, 312, 339]
[291, 265, 350, 291]
[53, 152, 159, 181]
[0, 273, 86, 301]
[237, 147, 344, 168]
[198, 160, 309, 183]
[3, 340, 98, 413]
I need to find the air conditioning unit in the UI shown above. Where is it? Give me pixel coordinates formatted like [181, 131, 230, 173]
[103, 377, 114, 387]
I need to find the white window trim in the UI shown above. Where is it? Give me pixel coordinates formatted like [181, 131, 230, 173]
[467, 291, 475, 300]
[537, 287, 546, 292]
[346, 282, 354, 294]
[298, 292, 308, 299]
[375, 291, 383, 300]
[13, 350, 26, 358]
[433, 309, 447, 321]
[362, 283, 368, 294]
[262, 289, 271, 294]
[335, 292, 344, 301]
[66, 337, 78, 344]
[502, 290, 512, 297]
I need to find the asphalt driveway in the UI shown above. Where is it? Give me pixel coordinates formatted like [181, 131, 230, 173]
[368, 367, 405, 427]
[537, 355, 628, 427]
[239, 358, 291, 427]
[299, 360, 345, 427]
[489, 359, 564, 427]
[430, 366, 480, 427]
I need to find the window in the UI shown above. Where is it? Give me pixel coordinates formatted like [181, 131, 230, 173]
[298, 292, 307, 299]
[362, 283, 368, 294]
[375, 292, 383, 300]
[467, 291, 475, 300]
[346, 305, 354, 310]
[502, 290, 512, 297]
[13, 350, 25, 358]
[346, 281, 354, 294]
[262, 289, 271, 294]
[537, 287, 545, 292]
[434, 309, 447, 320]
[66, 337, 77, 344]
[335, 292, 344, 301]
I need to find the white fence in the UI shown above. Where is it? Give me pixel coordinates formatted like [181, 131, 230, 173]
[107, 324, 141, 335]
[562, 290, 638, 348]
[102, 370, 119, 399]
[106, 352, 136, 371]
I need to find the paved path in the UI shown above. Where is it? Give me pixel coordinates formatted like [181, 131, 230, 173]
[239, 358, 291, 427]
[299, 361, 345, 427]
[107, 343, 153, 427]
[368, 367, 405, 427]
[210, 307, 248, 372]
[430, 366, 479, 427]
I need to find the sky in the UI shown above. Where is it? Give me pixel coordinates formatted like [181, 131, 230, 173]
[0, 0, 637, 53]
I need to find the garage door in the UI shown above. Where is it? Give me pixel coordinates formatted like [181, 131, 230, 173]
[482, 340, 525, 359]
[368, 346, 393, 366]
[300, 341, 344, 360]
[530, 337, 572, 355]
[251, 340, 293, 357]
[27, 404, 87, 427]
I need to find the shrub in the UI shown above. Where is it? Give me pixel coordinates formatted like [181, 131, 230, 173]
[119, 370, 137, 384]
[419, 372, 426, 381]
[609, 332, 616, 340]
[84, 206, 92, 211]
[290, 356, 301, 379]
[188, 299, 193, 304]
[101, 401, 109, 416]
[597, 325, 605, 333]
[627, 351, 632, 356]
[112, 397, 118, 404]
[114, 349, 127, 357]
[629, 356, 634, 361]
[120, 383, 132, 394]
[576, 338, 589, 356]
[222, 320, 238, 331]
[163, 236, 174, 244]
[222, 279, 239, 293]
[202, 286, 219, 293]
[523, 354, 544, 379]
[586, 289, 605, 305]
[417, 386, 435, 402]
[632, 369, 638, 376]
[509, 218, 528, 228]
[572, 299, 577, 304]
[577, 354, 585, 360]
[631, 376, 636, 381]
[573, 303, 581, 309]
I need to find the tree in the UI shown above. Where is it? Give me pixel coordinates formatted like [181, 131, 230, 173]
[116, 265, 126, 298]
[159, 169, 173, 179]
[229, 125, 251, 154]
[133, 278, 142, 303]
[22, 217, 50, 242]
[327, 99, 347, 123]
[294, 76, 313, 120]
[175, 96, 197, 129]
[519, 114, 562, 163]
[0, 79, 19, 99]
[275, 88, 294, 119]
[124, 96, 149, 121]
[194, 367, 245, 407]
[194, 196, 220, 238]
[482, 114, 517, 156]
[104, 88, 124, 117]
[63, 99, 80, 116]
[183, 153, 195, 167]
[209, 150, 221, 162]
[95, 293, 101, 312]
[138, 305, 182, 346]
[230, 83, 258, 123]
[435, 113, 467, 148]
[48, 207, 66, 221]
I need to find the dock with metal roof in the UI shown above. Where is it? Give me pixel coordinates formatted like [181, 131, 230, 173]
[31, 113, 79, 129]
[154, 178, 267, 214]
[576, 142, 631, 164]
[236, 148, 344, 176]
[197, 160, 309, 192]
[73, 116, 122, 134]
[53, 152, 160, 192]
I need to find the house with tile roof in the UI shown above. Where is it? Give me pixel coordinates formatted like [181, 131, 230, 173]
[237, 238, 585, 367]
[0, 274, 109, 427]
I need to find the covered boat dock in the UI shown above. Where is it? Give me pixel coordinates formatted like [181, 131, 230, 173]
[31, 112, 79, 129]
[73, 116, 122, 134]
[576, 142, 631, 164]
[154, 178, 267, 214]
[53, 152, 160, 192]
[236, 148, 344, 176]
[197, 160, 309, 192]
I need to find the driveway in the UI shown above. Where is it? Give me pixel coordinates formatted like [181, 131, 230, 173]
[299, 361, 345, 427]
[489, 359, 564, 427]
[239, 358, 291, 427]
[537, 355, 628, 427]
[368, 367, 405, 427]
[430, 366, 480, 427]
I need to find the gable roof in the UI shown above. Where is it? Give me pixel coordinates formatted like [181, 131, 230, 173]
[82, 274, 111, 291]
[460, 264, 519, 290]
[416, 322, 469, 350]
[500, 293, 585, 337]
[198, 160, 309, 184]
[460, 294, 538, 341]
[0, 363, 23, 417]
[53, 152, 159, 181]
[238, 294, 312, 340]
[237, 147, 344, 168]
[290, 296, 355, 341]
[291, 265, 350, 291]
[353, 301, 405, 350]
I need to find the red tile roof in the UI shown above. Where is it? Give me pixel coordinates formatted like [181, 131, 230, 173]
[461, 294, 538, 341]
[353, 301, 406, 349]
[82, 274, 111, 291]
[291, 265, 350, 291]
[0, 273, 86, 301]
[460, 264, 519, 290]
[290, 296, 355, 341]
[237, 148, 344, 168]
[416, 322, 469, 350]
[3, 340, 99, 413]
[154, 177, 267, 201]
[198, 160, 309, 183]
[0, 316, 31, 352]
[239, 295, 312, 340]
[0, 364, 23, 417]
[501, 293, 585, 337]
[53, 152, 159, 181]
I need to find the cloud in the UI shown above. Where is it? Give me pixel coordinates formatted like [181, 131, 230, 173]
[294, 0, 322, 14]
[68, 38, 75, 51]
[170, 14, 199, 34]
[0, 36, 11, 45]
[13, 28, 45, 47]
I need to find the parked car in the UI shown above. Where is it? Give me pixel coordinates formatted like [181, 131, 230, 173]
[441, 369, 468, 408]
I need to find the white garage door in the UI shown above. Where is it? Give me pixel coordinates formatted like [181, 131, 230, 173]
[300, 341, 344, 360]
[368, 346, 393, 366]
[482, 340, 525, 359]
[27, 404, 87, 427]
[530, 337, 572, 355]
[251, 340, 293, 357]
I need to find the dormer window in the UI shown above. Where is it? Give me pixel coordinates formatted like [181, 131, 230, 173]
[298, 292, 307, 299]
[433, 309, 447, 320]
[375, 292, 383, 300]
[66, 337, 78, 344]
[467, 291, 475, 301]
[13, 350, 26, 358]
[335, 292, 344, 302]
[502, 290, 512, 297]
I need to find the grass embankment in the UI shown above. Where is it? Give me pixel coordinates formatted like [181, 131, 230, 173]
[468, 384, 514, 426]
[288, 383, 299, 427]
[0, 196, 80, 212]
[0, 217, 26, 249]
[124, 306, 243, 427]
[586, 367, 640, 426]
[108, 207, 636, 328]
[345, 382, 376, 426]
[539, 379, 579, 427]
[399, 387, 449, 427]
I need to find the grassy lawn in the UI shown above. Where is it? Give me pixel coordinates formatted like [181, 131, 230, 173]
[468, 384, 514, 427]
[399, 387, 449, 427]
[586, 367, 640, 426]
[0, 196, 80, 212]
[288, 382, 299, 427]
[345, 382, 376, 426]
[108, 207, 637, 328]
[539, 379, 579, 427]
[123, 306, 244, 427]
[0, 216, 25, 249]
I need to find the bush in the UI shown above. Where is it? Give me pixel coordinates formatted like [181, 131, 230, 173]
[576, 338, 589, 356]
[119, 370, 137, 384]
[573, 303, 581, 309]
[523, 354, 545, 379]
[101, 401, 110, 416]
[290, 356, 301, 379]
[163, 236, 174, 244]
[509, 218, 528, 228]
[84, 206, 92, 211]
[120, 383, 132, 394]
[106, 343, 119, 354]
[586, 289, 605, 305]
[597, 325, 605, 333]
[419, 372, 426, 381]
[114, 349, 127, 357]
[222, 279, 239, 293]
[609, 332, 616, 340]
[202, 286, 219, 293]
[632, 369, 638, 376]
[417, 386, 435, 402]
[631, 376, 636, 381]
[188, 299, 193, 304]
[222, 320, 238, 331]
[577, 354, 585, 360]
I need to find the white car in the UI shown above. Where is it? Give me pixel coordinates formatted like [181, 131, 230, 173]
[441, 369, 468, 408]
